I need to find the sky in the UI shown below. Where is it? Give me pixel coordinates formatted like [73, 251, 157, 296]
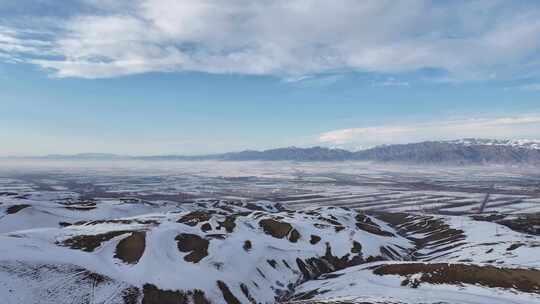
[1, 0, 540, 156]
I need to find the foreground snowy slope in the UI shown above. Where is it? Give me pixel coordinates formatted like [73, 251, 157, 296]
[291, 212, 540, 304]
[291, 261, 540, 304]
[0, 194, 539, 303]
[0, 201, 413, 304]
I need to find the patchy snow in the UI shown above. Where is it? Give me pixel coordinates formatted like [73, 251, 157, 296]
[292, 262, 540, 304]
[437, 216, 540, 267]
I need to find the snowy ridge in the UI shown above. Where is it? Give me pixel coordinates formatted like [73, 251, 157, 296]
[449, 138, 540, 150]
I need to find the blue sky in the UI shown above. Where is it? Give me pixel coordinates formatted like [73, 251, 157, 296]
[2, 0, 540, 156]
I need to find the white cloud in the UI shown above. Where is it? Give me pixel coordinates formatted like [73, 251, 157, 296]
[318, 115, 540, 150]
[286, 74, 345, 87]
[3, 0, 540, 79]
[0, 26, 56, 61]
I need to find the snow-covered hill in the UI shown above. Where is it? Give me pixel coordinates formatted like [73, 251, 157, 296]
[0, 200, 415, 304]
[1, 194, 540, 304]
[0, 190, 182, 233]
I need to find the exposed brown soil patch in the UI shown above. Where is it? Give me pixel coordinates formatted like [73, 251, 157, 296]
[72, 219, 159, 226]
[296, 243, 364, 280]
[64, 205, 97, 211]
[201, 223, 212, 232]
[0, 192, 18, 196]
[206, 233, 226, 240]
[244, 202, 266, 211]
[334, 226, 345, 232]
[259, 218, 302, 242]
[6, 204, 30, 214]
[310, 235, 321, 245]
[217, 216, 236, 233]
[507, 243, 525, 251]
[243, 240, 252, 251]
[351, 241, 362, 253]
[256, 267, 266, 278]
[379, 246, 402, 260]
[61, 230, 133, 252]
[373, 263, 540, 293]
[282, 259, 291, 269]
[142, 284, 187, 304]
[175, 233, 209, 263]
[61, 200, 97, 211]
[355, 214, 394, 237]
[142, 284, 209, 304]
[240, 283, 257, 304]
[322, 242, 364, 270]
[288, 288, 334, 302]
[114, 231, 146, 264]
[122, 287, 141, 304]
[373, 212, 417, 228]
[317, 215, 342, 226]
[192, 290, 211, 304]
[267, 259, 277, 268]
[289, 229, 301, 242]
[259, 219, 292, 238]
[178, 211, 212, 226]
[217, 280, 241, 304]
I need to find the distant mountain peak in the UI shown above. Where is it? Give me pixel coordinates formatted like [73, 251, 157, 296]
[44, 153, 125, 159]
[445, 138, 540, 150]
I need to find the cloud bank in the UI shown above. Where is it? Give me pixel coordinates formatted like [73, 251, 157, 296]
[2, 0, 540, 79]
[318, 115, 540, 150]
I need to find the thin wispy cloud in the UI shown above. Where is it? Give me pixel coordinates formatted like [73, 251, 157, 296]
[318, 115, 540, 150]
[512, 83, 540, 92]
[286, 74, 345, 88]
[2, 1, 540, 80]
[0, 26, 55, 62]
[372, 77, 410, 87]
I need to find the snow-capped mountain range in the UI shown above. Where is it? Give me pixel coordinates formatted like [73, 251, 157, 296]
[448, 138, 540, 150]
[7, 138, 540, 165]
